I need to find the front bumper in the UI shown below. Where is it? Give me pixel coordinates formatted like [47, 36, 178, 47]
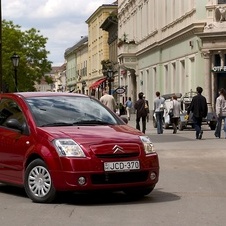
[50, 154, 159, 192]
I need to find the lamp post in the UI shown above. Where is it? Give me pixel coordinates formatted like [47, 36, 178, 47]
[107, 69, 113, 95]
[11, 53, 20, 92]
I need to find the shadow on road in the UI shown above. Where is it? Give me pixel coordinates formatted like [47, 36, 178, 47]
[0, 183, 180, 205]
[0, 184, 27, 198]
[55, 189, 180, 206]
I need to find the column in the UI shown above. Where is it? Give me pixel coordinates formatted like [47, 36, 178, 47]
[218, 51, 225, 67]
[202, 51, 211, 103]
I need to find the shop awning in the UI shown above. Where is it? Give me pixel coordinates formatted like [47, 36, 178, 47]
[89, 77, 106, 89]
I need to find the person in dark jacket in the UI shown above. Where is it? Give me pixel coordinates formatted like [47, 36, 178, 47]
[134, 92, 147, 133]
[187, 86, 208, 139]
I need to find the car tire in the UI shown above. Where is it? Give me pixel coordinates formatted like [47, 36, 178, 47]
[24, 159, 56, 203]
[123, 186, 154, 197]
[178, 120, 184, 131]
[164, 123, 169, 129]
[153, 118, 157, 128]
[209, 122, 216, 130]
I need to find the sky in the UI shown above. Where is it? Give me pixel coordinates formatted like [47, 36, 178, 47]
[2, 0, 113, 66]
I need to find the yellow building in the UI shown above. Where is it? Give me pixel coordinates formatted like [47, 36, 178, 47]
[86, 3, 117, 98]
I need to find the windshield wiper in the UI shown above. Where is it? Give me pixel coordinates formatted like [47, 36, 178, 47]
[40, 122, 74, 127]
[73, 120, 113, 125]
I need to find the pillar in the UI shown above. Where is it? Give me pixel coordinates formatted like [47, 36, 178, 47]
[202, 51, 211, 103]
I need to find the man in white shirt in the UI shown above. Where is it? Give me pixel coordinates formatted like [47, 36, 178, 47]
[154, 91, 166, 134]
[100, 89, 116, 112]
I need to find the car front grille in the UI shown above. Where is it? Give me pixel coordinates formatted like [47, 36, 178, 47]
[95, 153, 139, 158]
[91, 171, 149, 184]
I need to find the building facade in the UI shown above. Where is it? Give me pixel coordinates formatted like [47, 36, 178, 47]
[35, 64, 66, 92]
[118, 0, 226, 111]
[100, 8, 121, 103]
[86, 3, 117, 99]
[75, 37, 88, 94]
[64, 36, 88, 93]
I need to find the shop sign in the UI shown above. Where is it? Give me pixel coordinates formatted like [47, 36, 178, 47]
[212, 66, 226, 72]
[115, 87, 125, 94]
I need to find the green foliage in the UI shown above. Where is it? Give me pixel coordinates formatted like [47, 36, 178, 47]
[2, 20, 52, 92]
[44, 75, 54, 84]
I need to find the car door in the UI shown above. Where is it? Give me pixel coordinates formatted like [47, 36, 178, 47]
[0, 98, 33, 184]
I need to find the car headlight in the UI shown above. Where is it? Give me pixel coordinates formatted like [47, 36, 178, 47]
[139, 136, 155, 154]
[53, 139, 86, 157]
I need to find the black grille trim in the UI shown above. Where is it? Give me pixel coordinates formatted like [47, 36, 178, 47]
[95, 153, 139, 158]
[91, 171, 149, 184]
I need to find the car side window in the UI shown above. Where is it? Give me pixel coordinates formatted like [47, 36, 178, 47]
[0, 98, 25, 127]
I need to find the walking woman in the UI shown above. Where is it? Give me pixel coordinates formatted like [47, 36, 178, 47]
[170, 95, 181, 134]
[214, 88, 226, 139]
[154, 91, 166, 134]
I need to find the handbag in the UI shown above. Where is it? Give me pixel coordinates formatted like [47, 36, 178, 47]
[160, 104, 164, 111]
[169, 109, 174, 118]
[169, 101, 174, 118]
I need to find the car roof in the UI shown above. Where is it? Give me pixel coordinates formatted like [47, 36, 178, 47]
[0, 92, 88, 99]
[162, 93, 182, 100]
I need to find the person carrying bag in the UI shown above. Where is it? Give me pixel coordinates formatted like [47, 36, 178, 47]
[170, 95, 181, 134]
[214, 88, 226, 139]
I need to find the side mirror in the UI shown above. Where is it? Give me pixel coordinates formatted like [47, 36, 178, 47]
[6, 118, 22, 130]
[5, 118, 29, 134]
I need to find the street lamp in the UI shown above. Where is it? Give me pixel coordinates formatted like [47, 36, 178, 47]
[107, 69, 113, 95]
[11, 53, 20, 92]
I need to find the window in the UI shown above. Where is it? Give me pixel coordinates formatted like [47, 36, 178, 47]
[215, 54, 221, 66]
[0, 99, 25, 127]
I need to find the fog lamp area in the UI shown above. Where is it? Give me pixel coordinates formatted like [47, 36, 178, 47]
[78, 177, 86, 186]
[150, 172, 157, 180]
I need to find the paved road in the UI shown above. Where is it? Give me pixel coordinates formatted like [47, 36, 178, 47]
[0, 114, 225, 226]
[127, 114, 226, 226]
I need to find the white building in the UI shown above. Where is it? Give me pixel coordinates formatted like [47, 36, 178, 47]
[118, 0, 226, 111]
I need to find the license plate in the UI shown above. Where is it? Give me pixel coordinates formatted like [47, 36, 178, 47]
[104, 161, 140, 172]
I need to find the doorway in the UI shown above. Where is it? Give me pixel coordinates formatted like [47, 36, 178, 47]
[217, 73, 226, 89]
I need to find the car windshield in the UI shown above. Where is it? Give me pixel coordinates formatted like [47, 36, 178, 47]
[25, 95, 119, 127]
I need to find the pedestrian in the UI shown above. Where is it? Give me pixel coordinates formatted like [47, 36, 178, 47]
[119, 103, 125, 116]
[143, 95, 150, 122]
[125, 97, 133, 120]
[187, 86, 208, 139]
[214, 88, 226, 139]
[154, 91, 166, 134]
[134, 92, 148, 133]
[100, 88, 116, 112]
[169, 95, 181, 134]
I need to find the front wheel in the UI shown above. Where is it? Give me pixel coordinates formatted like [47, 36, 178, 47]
[178, 120, 184, 131]
[209, 122, 216, 130]
[164, 122, 170, 129]
[24, 159, 56, 203]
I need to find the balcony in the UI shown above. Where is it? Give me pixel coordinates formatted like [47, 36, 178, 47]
[118, 41, 137, 56]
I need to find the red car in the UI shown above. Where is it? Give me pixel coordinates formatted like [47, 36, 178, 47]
[0, 92, 159, 203]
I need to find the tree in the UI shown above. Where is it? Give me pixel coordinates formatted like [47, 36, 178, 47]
[2, 20, 53, 92]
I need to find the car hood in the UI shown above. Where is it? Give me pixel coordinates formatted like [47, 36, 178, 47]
[37, 124, 143, 145]
[36, 125, 145, 156]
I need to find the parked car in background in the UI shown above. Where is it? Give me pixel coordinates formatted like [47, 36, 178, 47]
[152, 93, 182, 129]
[152, 91, 217, 130]
[0, 92, 159, 203]
[178, 90, 217, 131]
